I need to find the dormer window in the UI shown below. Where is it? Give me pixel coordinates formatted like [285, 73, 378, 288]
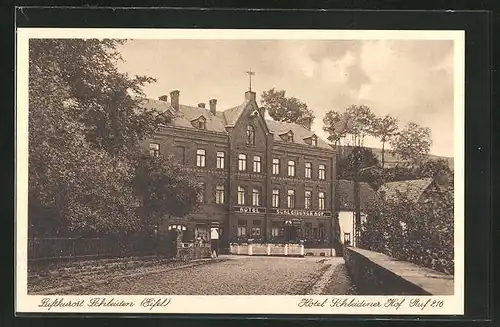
[191, 116, 207, 129]
[311, 135, 318, 146]
[304, 134, 318, 146]
[280, 131, 294, 143]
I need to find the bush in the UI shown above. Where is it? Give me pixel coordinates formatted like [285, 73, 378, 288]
[359, 185, 454, 274]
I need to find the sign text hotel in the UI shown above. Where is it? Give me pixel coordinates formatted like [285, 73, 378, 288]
[270, 209, 332, 217]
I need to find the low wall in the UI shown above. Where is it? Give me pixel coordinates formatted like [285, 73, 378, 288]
[304, 248, 336, 257]
[344, 247, 454, 295]
[230, 244, 304, 257]
[176, 246, 212, 261]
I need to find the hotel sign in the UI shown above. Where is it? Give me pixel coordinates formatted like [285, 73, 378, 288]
[270, 208, 332, 217]
[233, 206, 266, 214]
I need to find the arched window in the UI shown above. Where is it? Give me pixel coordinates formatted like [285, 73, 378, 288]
[246, 125, 255, 145]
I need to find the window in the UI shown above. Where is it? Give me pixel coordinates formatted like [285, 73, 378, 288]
[238, 154, 247, 171]
[304, 223, 312, 239]
[318, 192, 325, 210]
[271, 227, 280, 237]
[197, 182, 205, 203]
[319, 223, 325, 240]
[272, 189, 280, 207]
[305, 162, 312, 178]
[237, 186, 246, 205]
[252, 220, 261, 237]
[304, 191, 312, 209]
[175, 146, 185, 164]
[149, 143, 160, 157]
[287, 160, 296, 177]
[246, 125, 255, 145]
[311, 136, 317, 147]
[272, 158, 280, 175]
[237, 220, 247, 237]
[196, 149, 206, 167]
[253, 156, 262, 173]
[198, 120, 206, 129]
[215, 185, 225, 204]
[252, 188, 261, 206]
[216, 151, 225, 169]
[344, 232, 351, 244]
[318, 164, 326, 180]
[287, 190, 295, 208]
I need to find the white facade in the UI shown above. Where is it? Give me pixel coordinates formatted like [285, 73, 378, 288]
[338, 211, 367, 247]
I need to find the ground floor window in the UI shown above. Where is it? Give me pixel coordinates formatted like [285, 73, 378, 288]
[344, 232, 351, 245]
[318, 223, 326, 240]
[237, 220, 247, 237]
[271, 227, 280, 237]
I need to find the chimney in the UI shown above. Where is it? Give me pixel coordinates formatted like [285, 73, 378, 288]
[170, 90, 180, 111]
[245, 91, 256, 101]
[158, 95, 169, 102]
[209, 99, 217, 115]
[302, 117, 313, 130]
[198, 103, 206, 109]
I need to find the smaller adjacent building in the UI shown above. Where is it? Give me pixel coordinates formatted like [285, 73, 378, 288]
[335, 180, 379, 247]
[377, 177, 446, 203]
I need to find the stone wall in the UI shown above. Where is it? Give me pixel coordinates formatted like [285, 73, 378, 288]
[343, 247, 454, 295]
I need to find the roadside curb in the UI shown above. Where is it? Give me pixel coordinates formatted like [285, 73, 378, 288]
[307, 258, 339, 295]
[31, 258, 227, 295]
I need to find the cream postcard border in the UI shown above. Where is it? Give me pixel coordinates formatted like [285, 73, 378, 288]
[15, 28, 465, 315]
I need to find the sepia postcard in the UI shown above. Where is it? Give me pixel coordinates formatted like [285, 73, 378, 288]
[16, 28, 464, 315]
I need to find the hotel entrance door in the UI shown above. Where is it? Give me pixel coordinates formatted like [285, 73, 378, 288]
[283, 220, 301, 242]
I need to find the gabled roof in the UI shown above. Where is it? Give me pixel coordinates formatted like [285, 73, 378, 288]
[140, 98, 226, 133]
[377, 178, 434, 203]
[141, 95, 332, 149]
[336, 180, 380, 211]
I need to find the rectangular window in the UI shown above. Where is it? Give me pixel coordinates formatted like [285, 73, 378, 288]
[304, 223, 312, 239]
[215, 185, 225, 204]
[197, 182, 205, 203]
[319, 223, 325, 240]
[196, 149, 206, 167]
[312, 137, 317, 146]
[272, 189, 280, 207]
[253, 156, 262, 173]
[304, 190, 312, 209]
[252, 187, 261, 206]
[238, 220, 247, 237]
[175, 146, 185, 163]
[344, 232, 351, 244]
[288, 160, 296, 177]
[287, 190, 295, 208]
[318, 192, 325, 210]
[305, 162, 312, 178]
[238, 154, 247, 171]
[271, 227, 280, 237]
[149, 143, 160, 157]
[216, 151, 225, 169]
[237, 186, 246, 205]
[318, 164, 326, 180]
[272, 158, 280, 175]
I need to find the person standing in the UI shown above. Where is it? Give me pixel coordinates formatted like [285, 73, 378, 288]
[210, 227, 219, 258]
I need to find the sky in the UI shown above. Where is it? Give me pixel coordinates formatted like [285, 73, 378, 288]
[116, 39, 455, 157]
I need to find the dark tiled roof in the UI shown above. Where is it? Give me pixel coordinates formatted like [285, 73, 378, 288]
[336, 180, 380, 211]
[143, 96, 332, 150]
[377, 178, 434, 203]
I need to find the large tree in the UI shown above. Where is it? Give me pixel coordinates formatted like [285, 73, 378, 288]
[323, 110, 347, 147]
[390, 122, 432, 166]
[28, 39, 195, 237]
[372, 114, 399, 169]
[260, 88, 314, 125]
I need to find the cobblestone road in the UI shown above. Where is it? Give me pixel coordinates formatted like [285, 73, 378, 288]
[69, 256, 353, 295]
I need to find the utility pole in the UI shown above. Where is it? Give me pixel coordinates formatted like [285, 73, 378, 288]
[353, 145, 361, 247]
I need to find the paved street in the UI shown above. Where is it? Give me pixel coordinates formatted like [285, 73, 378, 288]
[68, 256, 354, 295]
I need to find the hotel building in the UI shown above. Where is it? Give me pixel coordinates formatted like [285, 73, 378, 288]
[142, 89, 338, 250]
